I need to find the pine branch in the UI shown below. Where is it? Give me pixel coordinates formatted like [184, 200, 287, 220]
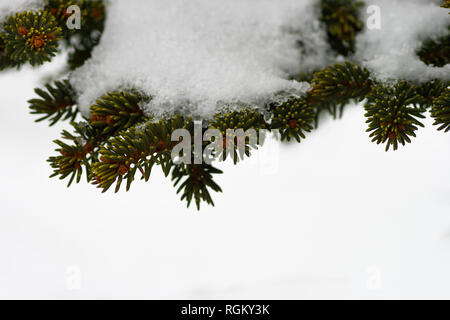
[208, 108, 266, 164]
[76, 0, 106, 31]
[0, 36, 10, 70]
[313, 100, 348, 123]
[172, 163, 223, 210]
[365, 81, 426, 151]
[417, 32, 450, 67]
[321, 0, 364, 56]
[90, 90, 150, 136]
[92, 113, 226, 209]
[415, 79, 447, 108]
[45, 0, 106, 69]
[28, 80, 78, 126]
[431, 87, 450, 132]
[270, 97, 316, 142]
[310, 62, 373, 104]
[0, 0, 105, 70]
[2, 10, 63, 67]
[48, 121, 101, 186]
[44, 0, 77, 30]
[91, 115, 192, 193]
[47, 88, 152, 189]
[47, 98, 149, 187]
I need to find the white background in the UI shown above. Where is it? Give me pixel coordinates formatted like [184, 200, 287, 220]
[1, 55, 450, 299]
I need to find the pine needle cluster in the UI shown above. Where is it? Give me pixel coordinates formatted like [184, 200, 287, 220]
[0, 0, 105, 69]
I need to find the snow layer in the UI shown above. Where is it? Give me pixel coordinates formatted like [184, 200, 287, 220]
[71, 0, 326, 118]
[355, 0, 450, 82]
[71, 0, 450, 116]
[0, 0, 42, 22]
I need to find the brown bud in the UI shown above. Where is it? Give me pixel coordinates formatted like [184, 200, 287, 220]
[288, 119, 298, 129]
[30, 35, 45, 49]
[18, 27, 29, 36]
[117, 165, 128, 176]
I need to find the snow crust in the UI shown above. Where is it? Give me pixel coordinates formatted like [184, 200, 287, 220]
[5, 0, 449, 117]
[70, 0, 325, 118]
[355, 0, 450, 83]
[0, 0, 42, 22]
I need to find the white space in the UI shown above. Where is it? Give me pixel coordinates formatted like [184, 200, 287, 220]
[1, 55, 450, 299]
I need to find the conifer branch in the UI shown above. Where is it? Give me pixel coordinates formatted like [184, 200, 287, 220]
[47, 88, 152, 187]
[270, 97, 316, 142]
[44, 0, 77, 29]
[431, 88, 450, 132]
[28, 80, 78, 126]
[172, 163, 223, 210]
[321, 0, 364, 56]
[90, 90, 150, 136]
[310, 61, 373, 104]
[209, 108, 266, 164]
[2, 10, 63, 67]
[417, 32, 450, 67]
[91, 116, 192, 193]
[0, 0, 105, 70]
[415, 79, 447, 108]
[48, 121, 102, 186]
[365, 81, 426, 151]
[45, 0, 106, 69]
[0, 36, 10, 70]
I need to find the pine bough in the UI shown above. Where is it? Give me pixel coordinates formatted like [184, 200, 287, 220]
[1, 0, 449, 209]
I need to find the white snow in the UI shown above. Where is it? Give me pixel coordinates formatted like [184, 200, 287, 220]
[5, 0, 450, 115]
[0, 0, 42, 22]
[355, 0, 450, 83]
[71, 0, 450, 117]
[70, 0, 326, 118]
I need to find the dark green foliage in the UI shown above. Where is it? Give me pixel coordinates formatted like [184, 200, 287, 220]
[90, 90, 149, 136]
[67, 38, 100, 69]
[92, 113, 225, 209]
[417, 33, 450, 67]
[0, 36, 10, 70]
[310, 62, 373, 104]
[209, 108, 266, 134]
[28, 80, 78, 125]
[45, 0, 106, 69]
[91, 115, 192, 193]
[431, 88, 450, 132]
[48, 121, 101, 187]
[365, 81, 426, 151]
[209, 108, 266, 164]
[2, 10, 62, 67]
[312, 100, 347, 121]
[172, 164, 223, 210]
[76, 0, 106, 31]
[415, 79, 447, 108]
[270, 97, 316, 142]
[442, 0, 450, 11]
[0, 0, 105, 70]
[320, 0, 364, 56]
[47, 88, 151, 189]
[45, 0, 105, 32]
[45, 0, 106, 70]
[47, 0, 106, 70]
[44, 0, 77, 28]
